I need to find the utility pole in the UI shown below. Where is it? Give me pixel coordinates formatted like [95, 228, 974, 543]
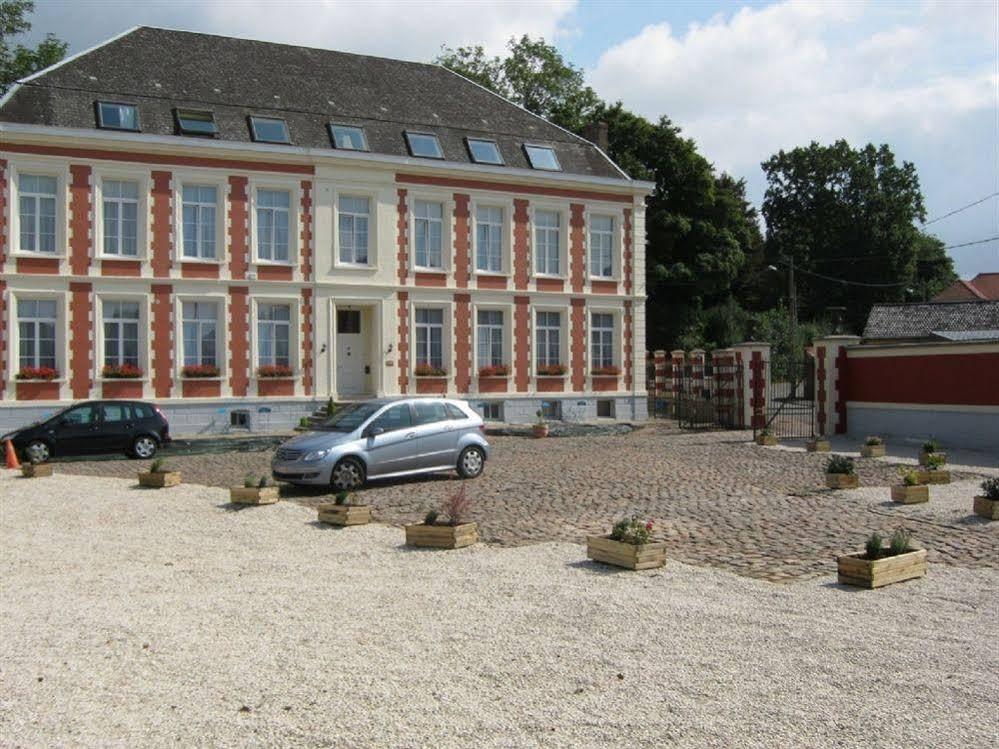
[789, 255, 798, 367]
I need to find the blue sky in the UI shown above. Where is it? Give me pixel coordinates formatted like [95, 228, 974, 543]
[18, 0, 999, 278]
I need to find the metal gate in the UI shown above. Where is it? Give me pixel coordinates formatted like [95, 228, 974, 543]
[756, 356, 815, 439]
[674, 361, 741, 429]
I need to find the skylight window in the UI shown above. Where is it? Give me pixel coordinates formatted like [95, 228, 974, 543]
[405, 131, 444, 159]
[96, 101, 139, 131]
[466, 138, 503, 165]
[175, 109, 218, 136]
[329, 124, 369, 151]
[249, 116, 291, 144]
[524, 144, 561, 171]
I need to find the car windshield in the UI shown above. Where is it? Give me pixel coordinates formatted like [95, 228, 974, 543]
[314, 402, 384, 432]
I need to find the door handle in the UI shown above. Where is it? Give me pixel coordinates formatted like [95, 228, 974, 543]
[405, 432, 417, 439]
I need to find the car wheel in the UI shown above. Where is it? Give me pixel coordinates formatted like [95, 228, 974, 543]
[457, 446, 485, 479]
[331, 457, 366, 491]
[25, 440, 50, 463]
[131, 436, 158, 460]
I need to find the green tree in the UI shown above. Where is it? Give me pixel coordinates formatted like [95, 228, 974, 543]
[0, 0, 66, 95]
[911, 231, 957, 301]
[761, 140, 927, 332]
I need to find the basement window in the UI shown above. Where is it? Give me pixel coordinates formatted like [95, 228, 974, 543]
[96, 101, 139, 131]
[524, 144, 561, 171]
[466, 138, 503, 165]
[249, 116, 291, 144]
[405, 131, 444, 159]
[329, 124, 369, 151]
[175, 109, 218, 136]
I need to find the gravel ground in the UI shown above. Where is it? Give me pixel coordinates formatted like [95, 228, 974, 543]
[2, 470, 997, 748]
[847, 478, 997, 528]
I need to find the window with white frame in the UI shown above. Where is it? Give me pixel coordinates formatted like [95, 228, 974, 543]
[589, 215, 614, 278]
[475, 205, 503, 273]
[534, 210, 560, 275]
[414, 200, 444, 269]
[181, 185, 218, 259]
[338, 195, 370, 265]
[477, 310, 504, 370]
[415, 308, 444, 370]
[256, 189, 291, 262]
[103, 300, 140, 367]
[257, 303, 292, 368]
[18, 174, 57, 253]
[102, 180, 139, 256]
[535, 311, 562, 368]
[17, 299, 57, 370]
[182, 301, 218, 367]
[591, 312, 615, 369]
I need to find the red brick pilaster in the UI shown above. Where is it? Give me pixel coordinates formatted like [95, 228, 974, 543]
[301, 288, 313, 396]
[816, 346, 827, 435]
[300, 180, 313, 281]
[623, 208, 633, 296]
[69, 165, 92, 276]
[453, 193, 470, 288]
[514, 295, 530, 392]
[750, 351, 766, 429]
[454, 292, 471, 393]
[0, 280, 7, 399]
[835, 347, 848, 434]
[0, 159, 7, 267]
[570, 299, 586, 392]
[652, 350, 667, 402]
[229, 286, 249, 396]
[228, 176, 249, 280]
[68, 282, 92, 398]
[151, 284, 173, 397]
[397, 291, 410, 393]
[150, 171, 173, 278]
[569, 203, 585, 293]
[624, 300, 633, 389]
[396, 189, 409, 285]
[513, 198, 529, 290]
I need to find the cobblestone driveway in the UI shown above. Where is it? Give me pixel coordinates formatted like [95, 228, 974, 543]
[60, 425, 997, 581]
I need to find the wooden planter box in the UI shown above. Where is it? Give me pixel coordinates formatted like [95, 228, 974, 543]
[532, 424, 549, 438]
[138, 471, 181, 488]
[919, 451, 946, 466]
[405, 522, 478, 549]
[891, 484, 929, 504]
[860, 444, 886, 458]
[915, 469, 951, 485]
[756, 435, 778, 446]
[317, 503, 372, 526]
[586, 535, 667, 571]
[826, 473, 859, 489]
[230, 486, 280, 505]
[973, 496, 999, 520]
[837, 548, 927, 589]
[21, 463, 53, 478]
[806, 439, 831, 452]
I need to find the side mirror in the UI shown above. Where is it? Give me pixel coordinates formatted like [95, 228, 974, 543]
[365, 426, 385, 438]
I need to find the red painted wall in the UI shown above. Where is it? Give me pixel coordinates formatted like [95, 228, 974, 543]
[844, 352, 999, 406]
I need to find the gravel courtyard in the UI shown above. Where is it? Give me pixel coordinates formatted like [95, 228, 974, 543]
[1, 471, 997, 748]
[59, 425, 997, 581]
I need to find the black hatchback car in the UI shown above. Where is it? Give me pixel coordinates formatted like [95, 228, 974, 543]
[1, 400, 170, 462]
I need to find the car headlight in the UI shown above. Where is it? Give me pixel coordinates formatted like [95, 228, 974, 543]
[302, 448, 331, 462]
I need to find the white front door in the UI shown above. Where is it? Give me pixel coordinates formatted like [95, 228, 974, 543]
[336, 309, 367, 396]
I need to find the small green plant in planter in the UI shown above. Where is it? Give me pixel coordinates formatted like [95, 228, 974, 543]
[138, 457, 181, 488]
[231, 474, 279, 504]
[839, 527, 926, 588]
[892, 469, 928, 504]
[973, 477, 999, 520]
[405, 484, 478, 548]
[916, 452, 952, 485]
[588, 515, 666, 570]
[317, 489, 372, 526]
[920, 439, 946, 466]
[533, 409, 549, 438]
[298, 416, 311, 429]
[861, 436, 886, 458]
[825, 455, 859, 489]
[21, 452, 53, 478]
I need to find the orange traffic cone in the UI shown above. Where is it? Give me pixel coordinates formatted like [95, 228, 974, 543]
[5, 440, 21, 469]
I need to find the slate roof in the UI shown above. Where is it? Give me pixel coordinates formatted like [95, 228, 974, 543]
[863, 300, 999, 341]
[0, 27, 627, 181]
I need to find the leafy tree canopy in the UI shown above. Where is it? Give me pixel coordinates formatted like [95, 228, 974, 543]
[0, 0, 66, 95]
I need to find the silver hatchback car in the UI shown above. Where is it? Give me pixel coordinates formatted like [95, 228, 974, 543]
[271, 397, 490, 490]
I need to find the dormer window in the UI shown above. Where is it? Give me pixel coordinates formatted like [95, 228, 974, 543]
[524, 144, 561, 171]
[96, 101, 139, 131]
[405, 131, 444, 159]
[249, 116, 290, 144]
[466, 138, 503, 165]
[329, 124, 369, 151]
[175, 109, 218, 136]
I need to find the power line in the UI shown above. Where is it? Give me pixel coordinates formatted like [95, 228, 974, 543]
[942, 236, 999, 250]
[924, 192, 999, 225]
[770, 259, 908, 288]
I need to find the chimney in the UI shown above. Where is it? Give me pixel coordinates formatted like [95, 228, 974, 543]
[583, 120, 609, 152]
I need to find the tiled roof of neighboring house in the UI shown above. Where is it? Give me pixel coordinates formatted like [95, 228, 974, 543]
[863, 300, 999, 341]
[930, 329, 999, 342]
[0, 26, 627, 181]
[931, 272, 999, 302]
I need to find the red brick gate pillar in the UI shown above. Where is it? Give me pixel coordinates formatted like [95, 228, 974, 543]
[732, 342, 771, 431]
[814, 335, 861, 435]
[712, 348, 736, 425]
[670, 349, 684, 404]
[689, 349, 705, 396]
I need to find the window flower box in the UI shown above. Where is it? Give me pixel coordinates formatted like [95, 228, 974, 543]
[478, 364, 509, 378]
[102, 363, 143, 379]
[16, 366, 58, 381]
[414, 363, 447, 377]
[837, 547, 927, 588]
[181, 364, 220, 378]
[405, 521, 478, 549]
[257, 364, 294, 378]
[591, 365, 621, 376]
[536, 364, 567, 377]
